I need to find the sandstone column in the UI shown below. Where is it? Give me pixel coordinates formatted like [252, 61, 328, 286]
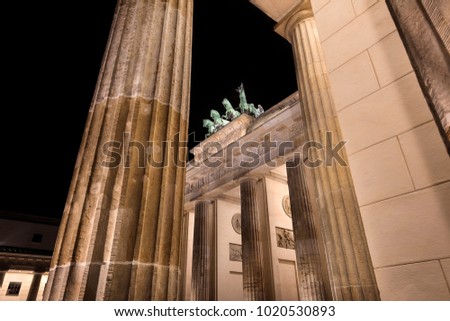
[240, 177, 265, 300]
[386, 0, 450, 155]
[0, 266, 7, 288]
[276, 2, 380, 300]
[44, 0, 193, 301]
[191, 201, 216, 300]
[27, 271, 43, 301]
[286, 157, 330, 300]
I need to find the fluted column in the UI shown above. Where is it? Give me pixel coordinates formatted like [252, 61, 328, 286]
[0, 266, 8, 288]
[27, 271, 44, 301]
[191, 201, 216, 301]
[44, 0, 193, 301]
[240, 177, 265, 301]
[286, 157, 330, 300]
[276, 2, 380, 300]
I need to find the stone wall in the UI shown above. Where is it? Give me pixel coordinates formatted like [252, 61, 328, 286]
[311, 0, 450, 300]
[216, 200, 244, 301]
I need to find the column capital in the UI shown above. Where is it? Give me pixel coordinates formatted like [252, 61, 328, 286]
[195, 199, 215, 205]
[238, 176, 260, 184]
[275, 1, 313, 42]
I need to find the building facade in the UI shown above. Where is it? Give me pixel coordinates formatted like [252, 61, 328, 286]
[0, 212, 59, 301]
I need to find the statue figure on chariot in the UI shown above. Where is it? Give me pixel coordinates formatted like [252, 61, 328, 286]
[202, 83, 264, 138]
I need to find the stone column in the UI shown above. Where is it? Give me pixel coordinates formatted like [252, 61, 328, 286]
[240, 177, 265, 301]
[178, 211, 190, 301]
[286, 157, 330, 300]
[276, 2, 380, 300]
[386, 0, 450, 155]
[27, 271, 44, 301]
[44, 0, 193, 301]
[191, 201, 216, 300]
[0, 266, 8, 288]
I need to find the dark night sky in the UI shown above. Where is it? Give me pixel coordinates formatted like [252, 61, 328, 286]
[0, 1, 297, 219]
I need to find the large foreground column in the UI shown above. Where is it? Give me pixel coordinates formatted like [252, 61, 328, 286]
[240, 177, 265, 301]
[44, 0, 193, 301]
[286, 158, 330, 300]
[277, 2, 380, 300]
[191, 201, 216, 300]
